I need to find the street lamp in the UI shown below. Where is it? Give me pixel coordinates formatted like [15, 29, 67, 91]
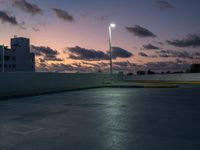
[2, 45, 5, 72]
[109, 23, 116, 75]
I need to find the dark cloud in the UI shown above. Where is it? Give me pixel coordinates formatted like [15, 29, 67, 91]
[36, 61, 49, 72]
[156, 0, 175, 10]
[49, 63, 76, 72]
[143, 43, 161, 50]
[52, 8, 74, 22]
[31, 45, 63, 62]
[126, 25, 157, 38]
[112, 47, 133, 59]
[0, 10, 19, 25]
[193, 52, 200, 59]
[82, 62, 109, 72]
[138, 52, 148, 57]
[36, 62, 78, 73]
[176, 59, 188, 64]
[31, 45, 58, 56]
[67, 46, 108, 61]
[166, 34, 200, 48]
[138, 52, 157, 58]
[113, 61, 143, 73]
[114, 61, 130, 67]
[67, 46, 133, 61]
[159, 50, 193, 59]
[47, 63, 103, 73]
[12, 0, 42, 15]
[44, 56, 63, 62]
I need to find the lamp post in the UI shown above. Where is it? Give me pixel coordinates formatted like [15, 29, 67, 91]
[2, 45, 5, 72]
[109, 23, 116, 75]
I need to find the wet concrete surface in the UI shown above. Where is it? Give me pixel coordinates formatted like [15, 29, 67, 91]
[0, 85, 200, 150]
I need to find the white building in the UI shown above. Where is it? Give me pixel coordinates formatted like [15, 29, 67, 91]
[0, 37, 35, 72]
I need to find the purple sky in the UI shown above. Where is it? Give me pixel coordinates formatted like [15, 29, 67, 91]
[0, 0, 200, 73]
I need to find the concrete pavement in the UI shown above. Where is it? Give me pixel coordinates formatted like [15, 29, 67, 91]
[1, 85, 200, 150]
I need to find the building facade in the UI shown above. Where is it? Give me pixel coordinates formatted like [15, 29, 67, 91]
[0, 37, 35, 72]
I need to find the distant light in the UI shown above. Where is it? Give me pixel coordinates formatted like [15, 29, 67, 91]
[110, 23, 116, 28]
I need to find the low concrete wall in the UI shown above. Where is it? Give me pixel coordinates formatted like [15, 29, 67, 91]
[0, 72, 121, 99]
[124, 73, 200, 82]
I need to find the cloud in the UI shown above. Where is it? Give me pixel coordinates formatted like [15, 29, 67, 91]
[36, 61, 49, 72]
[143, 43, 161, 50]
[126, 25, 157, 38]
[154, 41, 164, 45]
[112, 47, 133, 59]
[31, 45, 63, 62]
[114, 61, 130, 67]
[176, 59, 188, 64]
[159, 50, 193, 59]
[166, 34, 200, 48]
[0, 10, 19, 25]
[36, 62, 77, 73]
[52, 8, 74, 22]
[113, 61, 148, 73]
[67, 46, 108, 61]
[156, 0, 175, 10]
[49, 63, 76, 72]
[67, 46, 133, 61]
[192, 52, 200, 60]
[39, 62, 103, 73]
[138, 52, 148, 57]
[138, 52, 157, 58]
[12, 0, 42, 15]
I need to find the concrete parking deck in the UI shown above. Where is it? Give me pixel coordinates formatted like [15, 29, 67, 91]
[1, 85, 200, 150]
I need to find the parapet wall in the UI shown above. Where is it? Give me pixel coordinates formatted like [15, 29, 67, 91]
[0, 72, 122, 99]
[124, 73, 200, 82]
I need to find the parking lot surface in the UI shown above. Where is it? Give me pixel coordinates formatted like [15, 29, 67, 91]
[1, 85, 200, 150]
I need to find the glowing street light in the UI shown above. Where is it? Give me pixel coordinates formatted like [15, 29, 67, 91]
[109, 23, 116, 75]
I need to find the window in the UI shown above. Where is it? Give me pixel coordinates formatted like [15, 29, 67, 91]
[4, 64, 7, 68]
[0, 56, 1, 61]
[9, 64, 12, 68]
[4, 56, 10, 61]
[0, 64, 1, 68]
[12, 65, 16, 69]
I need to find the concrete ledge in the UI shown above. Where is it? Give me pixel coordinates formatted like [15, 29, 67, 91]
[124, 73, 200, 84]
[104, 82, 178, 88]
[0, 72, 122, 99]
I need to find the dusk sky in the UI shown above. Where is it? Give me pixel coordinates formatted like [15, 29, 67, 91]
[0, 0, 200, 73]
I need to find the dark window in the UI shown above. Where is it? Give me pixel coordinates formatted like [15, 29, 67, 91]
[4, 64, 7, 68]
[0, 56, 1, 61]
[12, 56, 16, 61]
[12, 65, 16, 68]
[9, 64, 12, 68]
[0, 64, 1, 68]
[4, 56, 10, 61]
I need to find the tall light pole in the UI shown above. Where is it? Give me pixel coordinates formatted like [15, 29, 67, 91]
[2, 45, 5, 73]
[109, 23, 116, 75]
